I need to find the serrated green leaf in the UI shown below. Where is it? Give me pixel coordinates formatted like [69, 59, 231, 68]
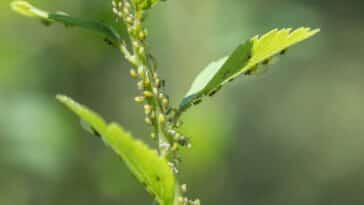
[56, 95, 177, 205]
[106, 123, 177, 205]
[180, 27, 320, 111]
[11, 1, 120, 45]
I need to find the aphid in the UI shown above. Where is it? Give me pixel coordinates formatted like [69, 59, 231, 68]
[223, 71, 232, 79]
[41, 19, 52, 26]
[262, 58, 272, 65]
[280, 49, 287, 55]
[80, 120, 100, 137]
[245, 64, 259, 75]
[155, 175, 161, 182]
[166, 108, 173, 115]
[175, 120, 183, 128]
[156, 79, 165, 88]
[168, 129, 176, 137]
[192, 99, 202, 105]
[247, 54, 253, 60]
[208, 85, 222, 97]
[228, 77, 236, 83]
[176, 136, 190, 147]
[160, 79, 166, 87]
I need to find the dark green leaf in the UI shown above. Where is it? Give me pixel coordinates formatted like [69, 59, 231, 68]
[11, 1, 120, 45]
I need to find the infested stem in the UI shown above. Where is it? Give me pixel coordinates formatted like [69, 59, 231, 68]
[114, 0, 184, 159]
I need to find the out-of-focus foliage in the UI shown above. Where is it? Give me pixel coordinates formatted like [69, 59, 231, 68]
[1, 0, 364, 205]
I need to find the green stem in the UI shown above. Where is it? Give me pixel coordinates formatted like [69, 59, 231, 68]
[116, 0, 174, 156]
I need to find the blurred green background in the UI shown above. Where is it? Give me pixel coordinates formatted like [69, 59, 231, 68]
[1, 0, 364, 204]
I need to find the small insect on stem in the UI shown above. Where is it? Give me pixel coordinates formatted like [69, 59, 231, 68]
[245, 64, 259, 76]
[192, 99, 202, 105]
[280, 49, 288, 55]
[208, 86, 222, 97]
[80, 120, 101, 137]
[262, 57, 272, 65]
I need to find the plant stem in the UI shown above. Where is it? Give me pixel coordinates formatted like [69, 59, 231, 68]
[114, 0, 177, 157]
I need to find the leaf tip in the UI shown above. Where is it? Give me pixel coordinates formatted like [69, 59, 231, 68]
[56, 94, 69, 104]
[11, 1, 48, 19]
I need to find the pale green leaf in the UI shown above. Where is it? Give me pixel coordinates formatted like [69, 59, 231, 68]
[180, 27, 320, 111]
[11, 1, 120, 45]
[56, 95, 177, 205]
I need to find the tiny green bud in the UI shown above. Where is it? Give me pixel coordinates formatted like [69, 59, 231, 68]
[134, 96, 145, 103]
[127, 27, 134, 34]
[138, 30, 147, 41]
[162, 98, 169, 108]
[178, 197, 184, 204]
[112, 7, 119, 15]
[171, 143, 179, 151]
[123, 1, 131, 9]
[159, 114, 166, 124]
[138, 46, 145, 56]
[125, 15, 133, 24]
[130, 69, 138, 78]
[181, 184, 187, 193]
[143, 91, 153, 97]
[168, 129, 176, 137]
[122, 7, 130, 15]
[137, 67, 145, 78]
[137, 80, 144, 90]
[158, 93, 164, 100]
[144, 79, 151, 87]
[149, 111, 156, 120]
[152, 87, 159, 95]
[132, 40, 139, 48]
[144, 104, 152, 114]
[193, 199, 201, 205]
[155, 79, 161, 88]
[145, 117, 152, 125]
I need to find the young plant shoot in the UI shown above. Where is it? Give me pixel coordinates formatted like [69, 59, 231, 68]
[11, 0, 319, 204]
